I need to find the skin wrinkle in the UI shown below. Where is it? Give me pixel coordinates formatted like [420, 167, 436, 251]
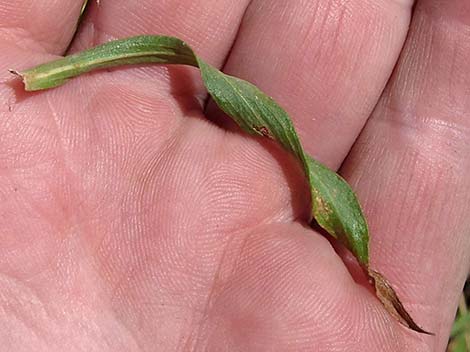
[183, 239, 230, 351]
[40, 97, 98, 257]
[94, 123, 302, 346]
[191, 224, 292, 350]
[107, 278, 148, 352]
[50, 248, 142, 352]
[0, 273, 55, 345]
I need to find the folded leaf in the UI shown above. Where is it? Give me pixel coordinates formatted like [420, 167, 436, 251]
[12, 34, 430, 334]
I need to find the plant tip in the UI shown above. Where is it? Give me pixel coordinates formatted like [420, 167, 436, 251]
[8, 69, 21, 76]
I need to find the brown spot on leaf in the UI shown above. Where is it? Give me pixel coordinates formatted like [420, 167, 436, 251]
[368, 269, 433, 335]
[253, 125, 273, 139]
[314, 195, 333, 221]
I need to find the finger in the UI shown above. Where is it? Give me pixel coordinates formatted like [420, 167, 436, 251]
[206, 0, 413, 169]
[71, 0, 250, 68]
[0, 0, 83, 55]
[341, 0, 470, 349]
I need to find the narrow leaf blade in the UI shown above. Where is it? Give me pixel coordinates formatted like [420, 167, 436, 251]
[11, 34, 431, 334]
[18, 36, 198, 90]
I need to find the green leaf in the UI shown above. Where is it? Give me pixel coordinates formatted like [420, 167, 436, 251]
[196, 59, 369, 264]
[12, 35, 429, 333]
[14, 35, 368, 265]
[12, 36, 198, 91]
[448, 334, 469, 352]
[451, 313, 470, 338]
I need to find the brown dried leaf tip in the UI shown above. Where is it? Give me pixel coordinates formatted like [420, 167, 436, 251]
[368, 269, 434, 335]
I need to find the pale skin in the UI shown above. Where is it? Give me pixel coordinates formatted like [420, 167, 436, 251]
[0, 0, 469, 351]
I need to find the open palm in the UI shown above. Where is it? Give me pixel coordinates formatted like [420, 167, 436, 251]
[1, 1, 469, 351]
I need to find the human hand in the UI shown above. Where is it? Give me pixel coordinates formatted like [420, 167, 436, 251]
[1, 1, 469, 351]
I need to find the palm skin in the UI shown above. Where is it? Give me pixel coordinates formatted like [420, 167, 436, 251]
[1, 0, 469, 351]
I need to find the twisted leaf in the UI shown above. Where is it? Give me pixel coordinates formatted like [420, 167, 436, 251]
[11, 34, 430, 334]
